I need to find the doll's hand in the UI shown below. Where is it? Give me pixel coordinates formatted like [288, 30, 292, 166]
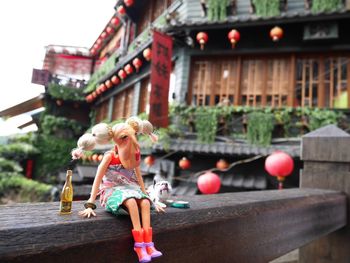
[78, 208, 96, 218]
[155, 203, 165, 213]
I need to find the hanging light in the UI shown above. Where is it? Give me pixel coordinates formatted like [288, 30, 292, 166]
[197, 171, 221, 194]
[270, 26, 283, 42]
[216, 159, 229, 171]
[85, 95, 93, 102]
[105, 80, 113, 89]
[227, 29, 240, 48]
[124, 0, 134, 7]
[144, 155, 155, 167]
[132, 58, 143, 72]
[111, 17, 120, 27]
[118, 69, 127, 81]
[111, 75, 120, 85]
[143, 48, 152, 61]
[106, 26, 114, 34]
[91, 91, 97, 99]
[124, 64, 134, 75]
[117, 5, 126, 15]
[100, 83, 107, 92]
[101, 32, 107, 39]
[179, 157, 191, 170]
[196, 32, 208, 50]
[96, 38, 102, 45]
[265, 151, 294, 190]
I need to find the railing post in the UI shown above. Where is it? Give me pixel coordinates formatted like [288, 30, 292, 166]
[300, 124, 350, 263]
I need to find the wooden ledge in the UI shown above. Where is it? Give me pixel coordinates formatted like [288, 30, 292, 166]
[0, 188, 346, 263]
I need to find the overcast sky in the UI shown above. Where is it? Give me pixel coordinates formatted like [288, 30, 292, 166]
[0, 0, 116, 136]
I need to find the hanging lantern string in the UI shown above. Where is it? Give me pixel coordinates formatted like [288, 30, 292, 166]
[171, 154, 265, 183]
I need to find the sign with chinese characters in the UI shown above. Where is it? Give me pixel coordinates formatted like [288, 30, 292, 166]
[149, 30, 173, 127]
[31, 69, 51, 86]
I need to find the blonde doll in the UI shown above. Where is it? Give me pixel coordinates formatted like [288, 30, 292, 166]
[72, 117, 163, 263]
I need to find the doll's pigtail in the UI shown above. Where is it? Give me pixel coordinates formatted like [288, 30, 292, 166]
[140, 120, 158, 143]
[126, 116, 142, 134]
[71, 133, 96, 159]
[71, 123, 113, 160]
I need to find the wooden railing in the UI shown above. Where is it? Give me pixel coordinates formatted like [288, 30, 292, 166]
[0, 124, 349, 263]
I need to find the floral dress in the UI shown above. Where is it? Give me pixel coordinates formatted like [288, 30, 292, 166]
[99, 151, 150, 216]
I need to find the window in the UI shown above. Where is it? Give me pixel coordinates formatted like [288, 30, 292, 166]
[189, 54, 349, 109]
[95, 100, 109, 123]
[112, 86, 135, 120]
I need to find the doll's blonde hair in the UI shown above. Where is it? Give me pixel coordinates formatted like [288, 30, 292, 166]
[71, 117, 157, 159]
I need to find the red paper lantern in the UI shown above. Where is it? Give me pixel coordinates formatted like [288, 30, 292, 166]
[92, 154, 99, 162]
[124, 64, 133, 75]
[92, 91, 97, 98]
[196, 32, 208, 50]
[105, 80, 113, 89]
[100, 83, 107, 92]
[106, 26, 114, 34]
[144, 155, 155, 167]
[216, 159, 229, 171]
[270, 26, 283, 42]
[97, 38, 102, 45]
[117, 5, 126, 15]
[96, 86, 102, 95]
[98, 154, 103, 162]
[132, 58, 142, 72]
[265, 151, 294, 189]
[197, 172, 221, 194]
[143, 48, 152, 61]
[227, 29, 240, 48]
[118, 69, 127, 80]
[111, 75, 120, 85]
[101, 32, 107, 39]
[179, 157, 191, 170]
[85, 95, 93, 102]
[111, 17, 120, 26]
[124, 0, 134, 7]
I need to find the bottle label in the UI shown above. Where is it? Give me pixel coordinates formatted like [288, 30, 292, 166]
[60, 201, 72, 213]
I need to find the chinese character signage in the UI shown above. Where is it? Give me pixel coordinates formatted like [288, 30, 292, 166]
[149, 30, 173, 127]
[31, 69, 51, 86]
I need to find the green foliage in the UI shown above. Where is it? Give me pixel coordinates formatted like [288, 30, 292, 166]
[195, 107, 218, 143]
[207, 0, 229, 21]
[47, 83, 85, 101]
[169, 105, 345, 145]
[312, 0, 342, 13]
[0, 143, 39, 161]
[0, 158, 23, 173]
[0, 172, 52, 203]
[247, 112, 274, 146]
[84, 52, 119, 93]
[253, 0, 280, 17]
[41, 114, 85, 138]
[34, 134, 76, 182]
[307, 108, 343, 130]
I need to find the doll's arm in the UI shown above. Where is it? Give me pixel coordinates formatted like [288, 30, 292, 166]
[135, 166, 147, 194]
[88, 153, 112, 203]
[79, 153, 111, 218]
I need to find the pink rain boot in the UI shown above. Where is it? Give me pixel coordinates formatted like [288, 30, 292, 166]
[132, 229, 151, 263]
[143, 227, 163, 258]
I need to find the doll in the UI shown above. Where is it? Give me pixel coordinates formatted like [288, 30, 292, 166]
[72, 117, 163, 263]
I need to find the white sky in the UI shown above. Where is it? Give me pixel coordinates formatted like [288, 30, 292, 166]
[0, 0, 116, 136]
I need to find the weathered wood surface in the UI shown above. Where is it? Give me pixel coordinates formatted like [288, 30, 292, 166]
[300, 125, 350, 263]
[0, 188, 346, 263]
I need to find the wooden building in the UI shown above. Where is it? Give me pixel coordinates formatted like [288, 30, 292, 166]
[51, 0, 350, 195]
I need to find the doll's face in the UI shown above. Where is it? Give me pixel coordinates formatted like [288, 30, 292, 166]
[112, 124, 139, 150]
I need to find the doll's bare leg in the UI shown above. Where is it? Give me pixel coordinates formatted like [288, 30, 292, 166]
[123, 198, 142, 230]
[125, 198, 151, 262]
[137, 198, 151, 229]
[137, 198, 162, 258]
